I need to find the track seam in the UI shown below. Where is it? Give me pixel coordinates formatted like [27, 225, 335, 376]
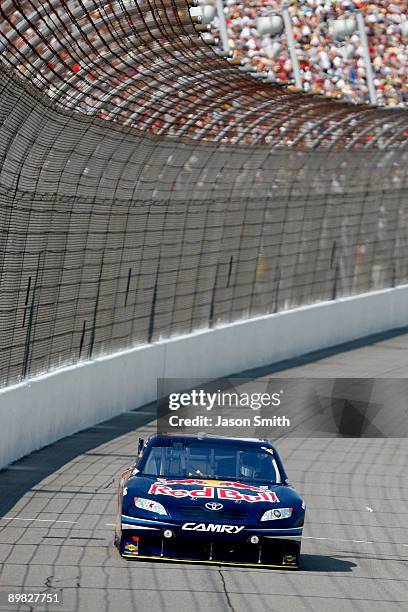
[218, 569, 235, 612]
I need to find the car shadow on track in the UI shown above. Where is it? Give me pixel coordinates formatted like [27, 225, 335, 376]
[300, 554, 357, 572]
[0, 403, 156, 518]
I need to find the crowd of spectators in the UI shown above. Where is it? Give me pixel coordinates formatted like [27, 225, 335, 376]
[0, 0, 407, 149]
[212, 0, 408, 107]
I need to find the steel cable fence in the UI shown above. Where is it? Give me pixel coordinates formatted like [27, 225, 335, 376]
[0, 1, 407, 387]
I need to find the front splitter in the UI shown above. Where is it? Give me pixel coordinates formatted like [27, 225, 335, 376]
[121, 553, 298, 569]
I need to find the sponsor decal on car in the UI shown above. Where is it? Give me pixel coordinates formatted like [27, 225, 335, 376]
[205, 502, 223, 510]
[157, 479, 269, 492]
[182, 523, 244, 534]
[282, 553, 297, 566]
[148, 482, 279, 503]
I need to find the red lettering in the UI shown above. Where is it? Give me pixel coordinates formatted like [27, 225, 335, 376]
[149, 481, 278, 503]
[242, 493, 263, 502]
[218, 488, 243, 500]
[148, 484, 188, 497]
[169, 489, 188, 497]
[148, 484, 172, 495]
[240, 491, 279, 503]
[190, 487, 214, 498]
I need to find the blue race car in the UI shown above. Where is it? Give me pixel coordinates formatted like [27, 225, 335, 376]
[115, 434, 305, 568]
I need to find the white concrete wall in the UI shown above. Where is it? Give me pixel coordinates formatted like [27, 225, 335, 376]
[1, 284, 408, 469]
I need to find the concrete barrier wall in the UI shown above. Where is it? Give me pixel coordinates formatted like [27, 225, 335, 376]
[1, 284, 408, 469]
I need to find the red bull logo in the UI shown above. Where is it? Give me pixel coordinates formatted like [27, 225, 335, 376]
[148, 482, 279, 503]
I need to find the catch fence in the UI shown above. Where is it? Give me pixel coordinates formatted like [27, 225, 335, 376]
[0, 0, 407, 387]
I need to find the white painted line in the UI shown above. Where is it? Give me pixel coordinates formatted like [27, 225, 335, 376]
[305, 535, 408, 546]
[303, 536, 374, 545]
[3, 516, 405, 550]
[1, 517, 77, 524]
[351, 539, 374, 544]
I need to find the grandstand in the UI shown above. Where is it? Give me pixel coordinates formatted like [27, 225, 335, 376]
[211, 0, 408, 107]
[0, 0, 407, 390]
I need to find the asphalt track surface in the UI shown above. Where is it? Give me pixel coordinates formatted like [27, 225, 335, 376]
[1, 330, 408, 612]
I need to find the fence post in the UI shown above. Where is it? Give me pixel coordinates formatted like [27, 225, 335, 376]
[272, 266, 281, 313]
[209, 262, 220, 329]
[21, 287, 36, 379]
[88, 252, 104, 359]
[124, 267, 132, 307]
[147, 257, 160, 343]
[330, 240, 340, 300]
[21, 251, 44, 379]
[391, 261, 397, 288]
[79, 320, 87, 359]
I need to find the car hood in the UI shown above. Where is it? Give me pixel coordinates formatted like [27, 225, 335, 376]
[122, 475, 303, 524]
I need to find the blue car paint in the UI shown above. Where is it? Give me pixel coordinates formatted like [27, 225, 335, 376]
[116, 434, 305, 567]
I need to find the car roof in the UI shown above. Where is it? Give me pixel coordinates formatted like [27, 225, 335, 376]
[148, 434, 274, 449]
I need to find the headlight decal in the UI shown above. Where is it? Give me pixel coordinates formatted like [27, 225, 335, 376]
[260, 507, 293, 521]
[134, 497, 168, 515]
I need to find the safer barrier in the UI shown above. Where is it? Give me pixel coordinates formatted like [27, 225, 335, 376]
[0, 1, 407, 389]
[1, 284, 408, 469]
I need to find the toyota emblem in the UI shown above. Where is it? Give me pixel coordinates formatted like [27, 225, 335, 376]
[205, 502, 223, 511]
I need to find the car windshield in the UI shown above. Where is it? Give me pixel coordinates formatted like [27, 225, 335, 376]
[140, 440, 281, 483]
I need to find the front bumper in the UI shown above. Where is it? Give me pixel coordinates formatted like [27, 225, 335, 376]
[119, 515, 302, 568]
